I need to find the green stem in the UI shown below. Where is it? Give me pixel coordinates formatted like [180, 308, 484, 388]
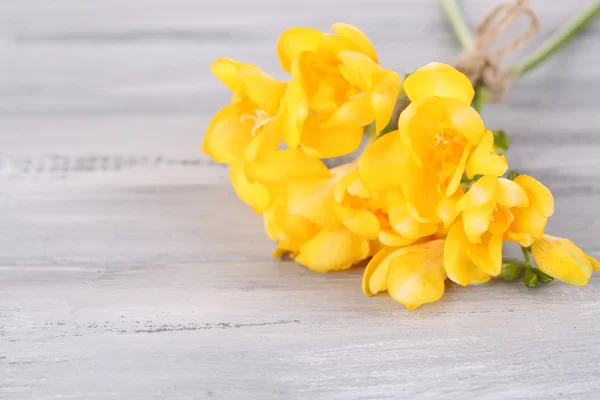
[472, 84, 490, 112]
[508, 1, 600, 76]
[441, 0, 473, 49]
[522, 246, 533, 267]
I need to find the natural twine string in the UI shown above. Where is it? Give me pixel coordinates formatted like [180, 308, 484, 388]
[390, 0, 539, 130]
[454, 0, 539, 101]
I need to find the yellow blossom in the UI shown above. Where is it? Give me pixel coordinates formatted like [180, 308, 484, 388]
[362, 240, 447, 310]
[532, 235, 600, 286]
[444, 175, 554, 286]
[202, 58, 286, 213]
[359, 63, 507, 224]
[277, 24, 402, 158]
[257, 159, 374, 272]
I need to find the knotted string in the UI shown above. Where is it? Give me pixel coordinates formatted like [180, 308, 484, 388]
[388, 0, 540, 131]
[453, 0, 539, 101]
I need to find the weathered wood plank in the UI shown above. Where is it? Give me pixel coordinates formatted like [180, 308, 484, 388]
[2, 0, 600, 398]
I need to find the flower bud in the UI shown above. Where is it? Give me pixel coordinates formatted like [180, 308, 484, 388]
[535, 269, 554, 284]
[492, 129, 510, 155]
[524, 267, 539, 288]
[507, 170, 520, 181]
[500, 260, 526, 281]
[531, 235, 593, 286]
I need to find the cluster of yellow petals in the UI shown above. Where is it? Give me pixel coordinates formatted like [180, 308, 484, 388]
[360, 62, 599, 309]
[202, 23, 599, 310]
[202, 24, 400, 272]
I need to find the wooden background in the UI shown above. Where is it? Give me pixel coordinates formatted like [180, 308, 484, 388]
[2, 0, 600, 398]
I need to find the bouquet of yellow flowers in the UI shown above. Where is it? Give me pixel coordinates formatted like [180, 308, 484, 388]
[202, 0, 600, 309]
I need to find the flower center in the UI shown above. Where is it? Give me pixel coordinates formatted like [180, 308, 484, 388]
[240, 109, 274, 137]
[425, 129, 468, 185]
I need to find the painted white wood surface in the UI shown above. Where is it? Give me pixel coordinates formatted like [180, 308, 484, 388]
[2, 1, 600, 398]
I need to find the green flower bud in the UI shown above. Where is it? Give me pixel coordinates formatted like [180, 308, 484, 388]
[508, 170, 520, 181]
[492, 129, 510, 155]
[500, 260, 526, 281]
[524, 267, 539, 288]
[535, 269, 554, 284]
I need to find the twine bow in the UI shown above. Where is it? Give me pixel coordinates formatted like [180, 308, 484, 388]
[454, 0, 539, 101]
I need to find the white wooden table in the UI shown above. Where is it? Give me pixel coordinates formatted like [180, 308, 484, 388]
[2, 1, 600, 398]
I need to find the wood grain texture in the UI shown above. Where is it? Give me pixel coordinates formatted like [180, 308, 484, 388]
[2, 1, 600, 399]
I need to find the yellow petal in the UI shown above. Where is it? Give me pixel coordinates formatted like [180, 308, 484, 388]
[338, 51, 383, 92]
[370, 69, 402, 134]
[347, 175, 371, 198]
[331, 23, 378, 62]
[588, 254, 600, 271]
[378, 230, 419, 247]
[456, 176, 499, 212]
[386, 240, 447, 310]
[444, 220, 478, 286]
[497, 178, 529, 208]
[488, 205, 514, 235]
[320, 95, 374, 129]
[276, 27, 323, 73]
[504, 230, 535, 248]
[508, 210, 550, 242]
[229, 164, 271, 213]
[211, 57, 247, 92]
[334, 202, 380, 240]
[264, 195, 319, 251]
[237, 65, 286, 116]
[308, 74, 348, 114]
[465, 130, 508, 179]
[202, 105, 252, 164]
[358, 131, 409, 192]
[466, 233, 503, 276]
[295, 229, 370, 273]
[244, 116, 282, 163]
[301, 119, 364, 159]
[400, 158, 443, 223]
[508, 175, 554, 241]
[287, 178, 341, 230]
[403, 62, 474, 104]
[446, 143, 472, 197]
[282, 63, 309, 149]
[462, 203, 495, 243]
[513, 175, 554, 217]
[384, 188, 438, 239]
[469, 268, 492, 285]
[333, 169, 357, 204]
[245, 148, 331, 187]
[436, 189, 462, 228]
[398, 97, 485, 166]
[532, 234, 592, 286]
[439, 98, 486, 145]
[363, 247, 397, 295]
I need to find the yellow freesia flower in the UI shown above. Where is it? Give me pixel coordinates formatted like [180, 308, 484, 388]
[444, 175, 554, 285]
[202, 58, 287, 213]
[362, 240, 447, 310]
[255, 158, 374, 272]
[359, 63, 507, 224]
[277, 24, 402, 158]
[532, 234, 600, 286]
